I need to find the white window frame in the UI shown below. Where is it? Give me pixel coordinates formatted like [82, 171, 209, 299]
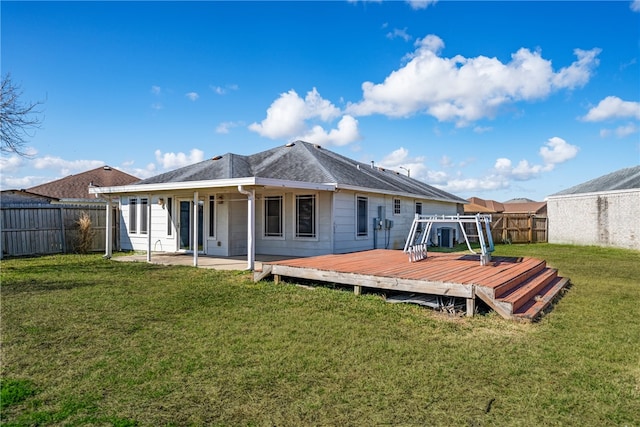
[356, 195, 368, 238]
[264, 195, 284, 239]
[393, 198, 401, 215]
[128, 197, 149, 235]
[294, 193, 317, 240]
[128, 197, 138, 234]
[208, 195, 216, 240]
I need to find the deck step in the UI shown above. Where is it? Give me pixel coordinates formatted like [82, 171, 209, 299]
[493, 259, 547, 298]
[512, 277, 571, 321]
[500, 268, 559, 312]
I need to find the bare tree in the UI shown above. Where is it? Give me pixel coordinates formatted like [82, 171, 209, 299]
[1, 73, 44, 156]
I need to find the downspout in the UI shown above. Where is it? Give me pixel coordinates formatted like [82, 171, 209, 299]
[237, 185, 255, 271]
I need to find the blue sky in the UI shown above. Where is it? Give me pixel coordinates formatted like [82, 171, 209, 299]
[2, 0, 639, 201]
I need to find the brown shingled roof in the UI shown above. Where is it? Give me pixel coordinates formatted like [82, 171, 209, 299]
[27, 166, 140, 200]
[465, 196, 546, 215]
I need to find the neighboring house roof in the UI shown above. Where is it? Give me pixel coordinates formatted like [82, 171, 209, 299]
[28, 166, 139, 200]
[0, 190, 58, 206]
[97, 141, 467, 204]
[465, 196, 546, 214]
[548, 165, 640, 197]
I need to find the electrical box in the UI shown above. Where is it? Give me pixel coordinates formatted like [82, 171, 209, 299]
[373, 218, 382, 230]
[384, 219, 393, 230]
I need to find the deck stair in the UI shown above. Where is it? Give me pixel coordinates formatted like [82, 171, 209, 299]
[474, 259, 570, 321]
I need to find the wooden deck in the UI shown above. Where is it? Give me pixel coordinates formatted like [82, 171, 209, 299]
[256, 249, 570, 322]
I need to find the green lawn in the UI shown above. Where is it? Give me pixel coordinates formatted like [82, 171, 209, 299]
[1, 244, 639, 426]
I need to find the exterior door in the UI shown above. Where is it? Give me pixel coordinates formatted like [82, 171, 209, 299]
[178, 199, 204, 252]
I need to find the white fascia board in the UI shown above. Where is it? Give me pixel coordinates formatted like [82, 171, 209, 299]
[335, 184, 466, 204]
[255, 178, 336, 191]
[545, 187, 640, 201]
[88, 177, 257, 195]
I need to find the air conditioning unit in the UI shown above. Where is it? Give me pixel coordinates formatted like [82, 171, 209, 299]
[438, 227, 454, 248]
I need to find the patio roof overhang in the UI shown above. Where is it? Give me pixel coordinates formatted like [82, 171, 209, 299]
[89, 177, 338, 196]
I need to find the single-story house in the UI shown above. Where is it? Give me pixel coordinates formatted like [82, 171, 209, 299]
[546, 165, 640, 250]
[89, 141, 468, 268]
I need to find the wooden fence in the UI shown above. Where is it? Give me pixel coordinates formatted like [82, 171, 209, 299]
[465, 213, 547, 244]
[0, 204, 119, 258]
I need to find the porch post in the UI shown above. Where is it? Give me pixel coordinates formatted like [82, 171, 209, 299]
[247, 188, 255, 271]
[193, 191, 199, 267]
[146, 195, 152, 262]
[237, 185, 255, 271]
[105, 198, 113, 258]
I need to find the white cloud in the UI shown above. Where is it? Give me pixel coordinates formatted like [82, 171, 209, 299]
[185, 92, 199, 101]
[386, 28, 411, 42]
[120, 162, 157, 180]
[631, 0, 640, 12]
[347, 35, 601, 126]
[614, 123, 639, 137]
[211, 84, 239, 95]
[32, 156, 105, 175]
[406, 0, 438, 10]
[249, 88, 359, 146]
[539, 136, 579, 167]
[599, 123, 639, 138]
[150, 85, 161, 95]
[154, 148, 204, 170]
[216, 121, 243, 134]
[378, 146, 429, 181]
[581, 96, 640, 122]
[297, 115, 361, 147]
[151, 102, 163, 110]
[0, 155, 25, 173]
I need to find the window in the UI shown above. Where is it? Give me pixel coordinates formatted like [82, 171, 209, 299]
[264, 196, 283, 237]
[140, 198, 148, 234]
[166, 197, 173, 236]
[296, 194, 316, 238]
[415, 201, 422, 216]
[128, 197, 150, 235]
[357, 196, 368, 237]
[129, 198, 137, 234]
[393, 198, 401, 215]
[208, 196, 216, 238]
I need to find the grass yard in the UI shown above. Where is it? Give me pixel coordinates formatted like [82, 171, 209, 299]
[1, 244, 639, 426]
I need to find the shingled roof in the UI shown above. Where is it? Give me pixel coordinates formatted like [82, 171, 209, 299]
[28, 166, 140, 200]
[135, 141, 466, 203]
[549, 165, 640, 197]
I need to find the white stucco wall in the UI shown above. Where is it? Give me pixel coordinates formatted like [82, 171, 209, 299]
[547, 189, 640, 250]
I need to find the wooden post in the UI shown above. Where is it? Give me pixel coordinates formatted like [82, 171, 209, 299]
[354, 285, 362, 296]
[59, 206, 66, 253]
[466, 285, 475, 316]
[528, 215, 534, 243]
[274, 274, 280, 285]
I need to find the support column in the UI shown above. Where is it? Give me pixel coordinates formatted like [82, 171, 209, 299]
[146, 195, 152, 262]
[193, 191, 199, 267]
[237, 185, 255, 271]
[466, 285, 476, 317]
[105, 199, 113, 258]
